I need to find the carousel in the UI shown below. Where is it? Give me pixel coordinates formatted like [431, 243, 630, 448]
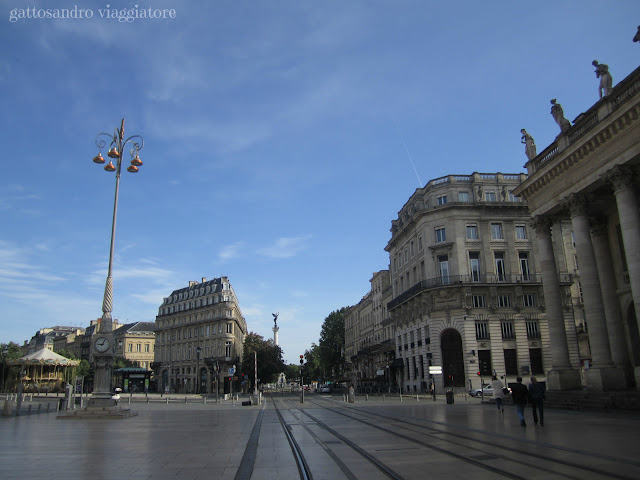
[7, 349, 80, 393]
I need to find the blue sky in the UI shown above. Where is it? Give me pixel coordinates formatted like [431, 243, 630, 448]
[1, 1, 639, 364]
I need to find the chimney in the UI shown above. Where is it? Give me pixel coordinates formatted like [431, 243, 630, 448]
[202, 277, 207, 283]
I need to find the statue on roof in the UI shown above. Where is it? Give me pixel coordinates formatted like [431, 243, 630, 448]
[592, 60, 613, 98]
[550, 99, 571, 133]
[633, 25, 640, 43]
[521, 129, 537, 160]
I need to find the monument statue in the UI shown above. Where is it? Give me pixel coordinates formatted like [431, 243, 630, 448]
[550, 99, 571, 133]
[520, 129, 537, 160]
[272, 312, 279, 326]
[633, 25, 640, 43]
[592, 60, 613, 98]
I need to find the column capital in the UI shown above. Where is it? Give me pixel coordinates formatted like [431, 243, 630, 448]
[563, 193, 591, 217]
[605, 165, 636, 192]
[530, 215, 553, 235]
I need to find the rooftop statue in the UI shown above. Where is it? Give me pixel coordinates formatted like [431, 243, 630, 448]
[521, 129, 537, 160]
[593, 60, 613, 98]
[550, 99, 571, 133]
[633, 25, 640, 43]
[272, 312, 279, 326]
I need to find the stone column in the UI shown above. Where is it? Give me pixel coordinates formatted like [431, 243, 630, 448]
[531, 217, 581, 390]
[609, 169, 640, 313]
[566, 195, 625, 390]
[590, 218, 632, 386]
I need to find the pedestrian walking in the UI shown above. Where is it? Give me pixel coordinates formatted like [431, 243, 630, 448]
[511, 376, 530, 427]
[490, 375, 505, 413]
[430, 380, 436, 401]
[528, 376, 545, 426]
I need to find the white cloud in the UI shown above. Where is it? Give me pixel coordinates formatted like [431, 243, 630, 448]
[258, 235, 312, 259]
[219, 241, 246, 261]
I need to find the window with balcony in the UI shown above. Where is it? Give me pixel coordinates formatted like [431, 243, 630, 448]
[458, 191, 470, 202]
[519, 252, 530, 281]
[485, 191, 497, 201]
[469, 252, 481, 282]
[438, 255, 450, 284]
[466, 224, 479, 240]
[494, 252, 506, 281]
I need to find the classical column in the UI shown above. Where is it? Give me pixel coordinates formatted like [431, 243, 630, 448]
[609, 168, 640, 315]
[531, 217, 581, 390]
[590, 217, 632, 386]
[566, 195, 625, 390]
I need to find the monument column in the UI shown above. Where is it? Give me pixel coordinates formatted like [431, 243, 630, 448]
[590, 217, 632, 385]
[531, 217, 581, 390]
[566, 195, 625, 390]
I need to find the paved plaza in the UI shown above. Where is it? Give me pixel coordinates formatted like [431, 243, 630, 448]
[1, 393, 640, 479]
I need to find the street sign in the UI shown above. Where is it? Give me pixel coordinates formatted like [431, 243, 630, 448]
[429, 366, 443, 375]
[229, 367, 235, 374]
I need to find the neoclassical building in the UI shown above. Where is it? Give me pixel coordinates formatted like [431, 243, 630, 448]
[514, 65, 640, 391]
[344, 270, 395, 392]
[153, 277, 247, 394]
[385, 172, 581, 393]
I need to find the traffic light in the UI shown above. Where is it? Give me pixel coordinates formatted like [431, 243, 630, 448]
[477, 371, 481, 376]
[300, 355, 304, 365]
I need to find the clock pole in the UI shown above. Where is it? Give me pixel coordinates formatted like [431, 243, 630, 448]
[89, 119, 145, 408]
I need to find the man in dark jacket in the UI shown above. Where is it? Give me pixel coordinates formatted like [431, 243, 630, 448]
[528, 376, 545, 426]
[511, 376, 530, 427]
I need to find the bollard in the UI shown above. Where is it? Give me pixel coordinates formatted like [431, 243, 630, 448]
[38, 404, 42, 414]
[185, 397, 188, 404]
[28, 405, 32, 415]
[204, 397, 207, 404]
[366, 394, 368, 401]
[400, 393, 403, 402]
[128, 396, 131, 404]
[383, 394, 385, 401]
[2, 399, 12, 417]
[146, 397, 149, 404]
[30, 394, 33, 401]
[166, 397, 169, 405]
[416, 394, 419, 401]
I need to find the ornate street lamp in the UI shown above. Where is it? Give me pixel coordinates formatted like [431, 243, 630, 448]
[90, 118, 145, 407]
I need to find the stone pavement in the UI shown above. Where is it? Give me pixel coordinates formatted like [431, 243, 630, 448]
[1, 392, 639, 479]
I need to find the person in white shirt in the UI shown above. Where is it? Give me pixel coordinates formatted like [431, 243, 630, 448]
[491, 375, 505, 413]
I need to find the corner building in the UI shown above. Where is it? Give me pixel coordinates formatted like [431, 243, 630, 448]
[386, 172, 580, 393]
[153, 277, 247, 394]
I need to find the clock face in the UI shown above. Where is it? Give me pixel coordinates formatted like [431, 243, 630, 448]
[95, 336, 111, 353]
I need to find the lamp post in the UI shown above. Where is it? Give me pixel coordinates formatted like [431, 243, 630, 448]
[1, 345, 8, 392]
[90, 118, 144, 406]
[195, 346, 202, 394]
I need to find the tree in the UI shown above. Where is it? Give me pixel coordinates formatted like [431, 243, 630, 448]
[1, 342, 22, 390]
[242, 332, 285, 388]
[303, 343, 322, 383]
[319, 308, 347, 381]
[57, 349, 77, 360]
[283, 364, 300, 384]
[114, 357, 136, 369]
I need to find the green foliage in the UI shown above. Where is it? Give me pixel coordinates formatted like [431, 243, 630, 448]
[303, 343, 322, 382]
[283, 363, 300, 383]
[242, 332, 285, 387]
[114, 356, 137, 369]
[318, 308, 347, 381]
[57, 349, 77, 360]
[77, 359, 93, 380]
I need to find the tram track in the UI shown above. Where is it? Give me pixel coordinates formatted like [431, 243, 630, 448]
[307, 397, 639, 480]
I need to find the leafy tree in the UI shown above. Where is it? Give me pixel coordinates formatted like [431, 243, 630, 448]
[319, 308, 347, 381]
[242, 332, 285, 388]
[283, 363, 300, 384]
[57, 349, 77, 360]
[303, 343, 322, 383]
[114, 356, 136, 369]
[1, 342, 22, 389]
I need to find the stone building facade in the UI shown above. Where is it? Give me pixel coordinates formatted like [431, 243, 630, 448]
[344, 270, 395, 392]
[153, 277, 247, 394]
[514, 65, 640, 391]
[385, 172, 580, 393]
[114, 322, 156, 370]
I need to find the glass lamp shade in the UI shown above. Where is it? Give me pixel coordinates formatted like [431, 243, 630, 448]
[93, 153, 106, 164]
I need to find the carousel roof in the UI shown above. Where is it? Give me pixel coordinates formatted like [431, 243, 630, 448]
[9, 348, 80, 366]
